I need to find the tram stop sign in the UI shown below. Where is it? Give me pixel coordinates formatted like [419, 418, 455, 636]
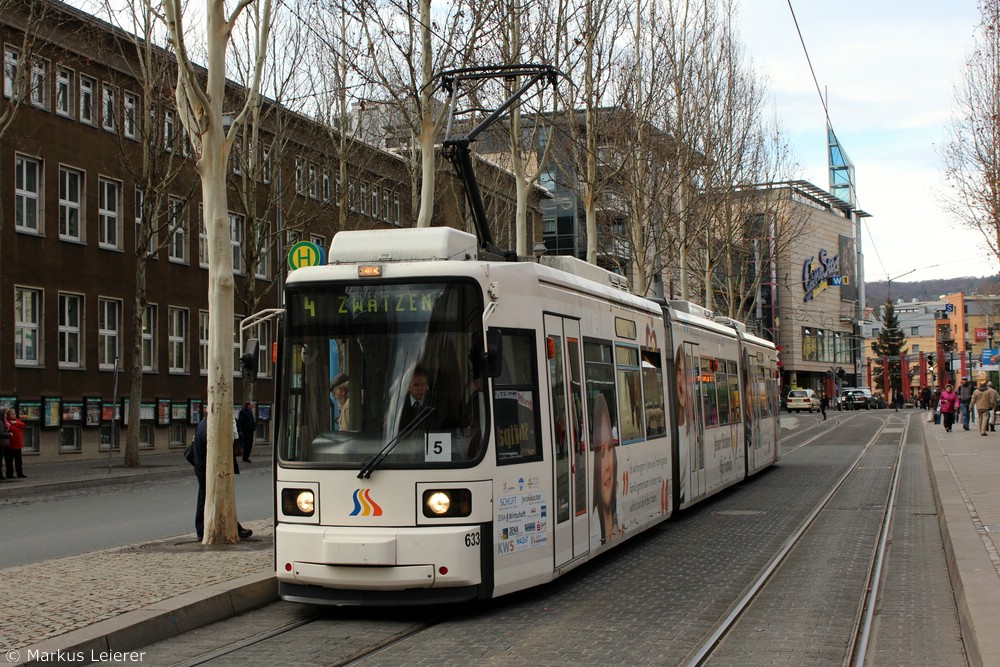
[288, 241, 326, 271]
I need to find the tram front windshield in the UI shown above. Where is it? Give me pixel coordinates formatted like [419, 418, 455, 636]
[279, 280, 487, 468]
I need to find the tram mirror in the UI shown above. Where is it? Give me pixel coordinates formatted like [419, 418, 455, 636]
[486, 329, 503, 378]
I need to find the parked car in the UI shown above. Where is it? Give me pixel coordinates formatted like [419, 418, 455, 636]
[786, 388, 818, 413]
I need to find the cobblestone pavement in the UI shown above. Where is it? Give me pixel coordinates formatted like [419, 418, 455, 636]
[5, 416, 1000, 666]
[3, 522, 272, 649]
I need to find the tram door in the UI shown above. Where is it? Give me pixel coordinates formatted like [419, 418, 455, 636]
[683, 343, 707, 502]
[545, 315, 589, 567]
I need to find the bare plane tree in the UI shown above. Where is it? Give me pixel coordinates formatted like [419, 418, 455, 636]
[160, 0, 273, 545]
[942, 1, 1000, 266]
[95, 1, 198, 467]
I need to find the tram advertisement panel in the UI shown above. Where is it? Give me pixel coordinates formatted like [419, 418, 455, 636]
[496, 476, 548, 555]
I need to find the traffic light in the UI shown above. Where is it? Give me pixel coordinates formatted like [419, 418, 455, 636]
[240, 338, 259, 383]
[927, 354, 935, 366]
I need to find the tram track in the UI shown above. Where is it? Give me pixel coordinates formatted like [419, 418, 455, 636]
[166, 611, 441, 667]
[683, 413, 909, 666]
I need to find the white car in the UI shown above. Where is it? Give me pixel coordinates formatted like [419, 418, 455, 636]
[786, 388, 817, 413]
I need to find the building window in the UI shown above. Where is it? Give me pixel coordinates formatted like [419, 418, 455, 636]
[308, 163, 318, 199]
[142, 304, 156, 371]
[382, 188, 391, 222]
[98, 298, 120, 370]
[56, 67, 73, 116]
[14, 154, 41, 232]
[230, 213, 244, 274]
[135, 188, 155, 257]
[168, 196, 187, 263]
[60, 426, 82, 452]
[163, 108, 175, 150]
[360, 181, 368, 215]
[99, 423, 118, 451]
[98, 177, 120, 249]
[59, 166, 83, 241]
[22, 425, 40, 453]
[393, 193, 401, 224]
[79, 74, 95, 124]
[3, 47, 19, 99]
[371, 184, 380, 219]
[322, 172, 331, 201]
[254, 222, 270, 279]
[199, 310, 209, 374]
[123, 91, 138, 139]
[139, 424, 154, 448]
[102, 82, 117, 131]
[58, 293, 83, 368]
[295, 158, 304, 195]
[168, 307, 188, 373]
[253, 320, 273, 378]
[310, 233, 325, 249]
[262, 145, 271, 184]
[15, 287, 41, 365]
[911, 326, 919, 336]
[170, 423, 187, 446]
[30, 58, 48, 108]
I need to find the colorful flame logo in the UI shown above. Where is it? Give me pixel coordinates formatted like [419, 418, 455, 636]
[349, 488, 383, 516]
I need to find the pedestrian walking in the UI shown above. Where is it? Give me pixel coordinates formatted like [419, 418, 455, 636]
[971, 381, 999, 436]
[237, 401, 256, 463]
[921, 385, 932, 411]
[0, 413, 11, 480]
[939, 384, 960, 433]
[819, 391, 829, 420]
[192, 416, 253, 541]
[958, 376, 974, 431]
[4, 409, 26, 478]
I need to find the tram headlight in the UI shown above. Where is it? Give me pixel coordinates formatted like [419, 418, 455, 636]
[422, 488, 472, 518]
[281, 488, 316, 517]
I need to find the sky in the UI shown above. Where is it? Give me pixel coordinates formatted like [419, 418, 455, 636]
[738, 0, 993, 284]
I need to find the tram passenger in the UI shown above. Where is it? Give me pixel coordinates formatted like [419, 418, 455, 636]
[330, 372, 351, 430]
[398, 367, 434, 432]
[591, 394, 622, 546]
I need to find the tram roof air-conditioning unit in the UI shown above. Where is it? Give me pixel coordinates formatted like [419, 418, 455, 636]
[669, 300, 714, 320]
[329, 227, 479, 263]
[539, 255, 630, 291]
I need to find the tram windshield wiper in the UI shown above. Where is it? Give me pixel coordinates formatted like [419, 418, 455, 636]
[357, 406, 436, 479]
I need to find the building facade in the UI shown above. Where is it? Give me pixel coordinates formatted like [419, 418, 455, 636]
[1, 1, 538, 461]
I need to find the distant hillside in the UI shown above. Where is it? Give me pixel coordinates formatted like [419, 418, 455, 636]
[865, 276, 1000, 308]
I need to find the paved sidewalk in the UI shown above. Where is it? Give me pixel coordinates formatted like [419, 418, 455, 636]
[4, 415, 1000, 666]
[0, 450, 277, 666]
[924, 412, 1000, 667]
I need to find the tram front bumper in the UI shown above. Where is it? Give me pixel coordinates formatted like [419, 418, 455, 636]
[276, 523, 483, 590]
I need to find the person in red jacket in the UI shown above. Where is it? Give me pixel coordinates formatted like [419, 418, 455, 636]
[5, 408, 26, 478]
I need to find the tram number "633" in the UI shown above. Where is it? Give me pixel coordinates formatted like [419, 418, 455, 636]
[464, 530, 481, 548]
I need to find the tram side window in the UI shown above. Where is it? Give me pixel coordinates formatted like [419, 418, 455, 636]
[727, 360, 740, 425]
[493, 330, 542, 464]
[642, 348, 665, 437]
[585, 340, 618, 448]
[715, 362, 730, 425]
[615, 344, 644, 444]
[700, 357, 720, 427]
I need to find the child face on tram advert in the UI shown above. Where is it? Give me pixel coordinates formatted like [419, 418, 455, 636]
[591, 394, 620, 544]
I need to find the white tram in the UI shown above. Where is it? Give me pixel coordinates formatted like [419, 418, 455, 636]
[273, 226, 780, 605]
